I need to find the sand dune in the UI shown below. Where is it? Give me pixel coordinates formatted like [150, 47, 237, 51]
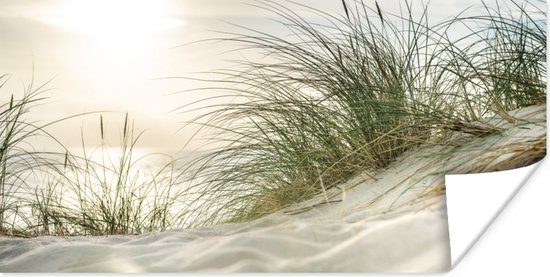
[0, 104, 545, 272]
[0, 208, 450, 272]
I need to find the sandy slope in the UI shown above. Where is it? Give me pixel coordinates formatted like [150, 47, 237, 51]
[0, 104, 545, 272]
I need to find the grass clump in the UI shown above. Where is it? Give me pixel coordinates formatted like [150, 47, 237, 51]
[182, 0, 546, 225]
[29, 114, 189, 236]
[0, 0, 545, 234]
[0, 76, 189, 236]
[442, 0, 546, 118]
[0, 74, 58, 236]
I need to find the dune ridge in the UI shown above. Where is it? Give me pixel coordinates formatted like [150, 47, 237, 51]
[0, 104, 545, 272]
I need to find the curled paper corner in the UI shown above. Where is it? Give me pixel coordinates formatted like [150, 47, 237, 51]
[445, 159, 544, 268]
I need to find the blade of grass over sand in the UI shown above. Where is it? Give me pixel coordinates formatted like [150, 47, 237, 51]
[179, 0, 546, 225]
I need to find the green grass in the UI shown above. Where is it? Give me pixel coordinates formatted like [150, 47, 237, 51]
[0, 73, 59, 235]
[0, 77, 189, 236]
[181, 0, 546, 225]
[28, 114, 190, 236]
[441, 0, 546, 117]
[0, 0, 546, 235]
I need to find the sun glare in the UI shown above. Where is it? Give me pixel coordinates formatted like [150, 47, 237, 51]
[47, 0, 184, 37]
[39, 0, 186, 119]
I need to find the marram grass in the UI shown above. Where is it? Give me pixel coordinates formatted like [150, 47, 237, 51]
[0, 78, 189, 236]
[0, 0, 546, 236]
[181, 0, 546, 225]
[30, 115, 190, 236]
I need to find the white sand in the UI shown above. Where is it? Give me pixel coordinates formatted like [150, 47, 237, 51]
[0, 104, 545, 272]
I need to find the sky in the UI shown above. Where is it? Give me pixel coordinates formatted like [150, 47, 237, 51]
[0, 0, 518, 155]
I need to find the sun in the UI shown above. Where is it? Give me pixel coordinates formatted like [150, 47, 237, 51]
[46, 0, 184, 37]
[39, 0, 186, 118]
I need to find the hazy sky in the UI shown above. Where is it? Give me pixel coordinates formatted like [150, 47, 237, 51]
[0, 0, 508, 154]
